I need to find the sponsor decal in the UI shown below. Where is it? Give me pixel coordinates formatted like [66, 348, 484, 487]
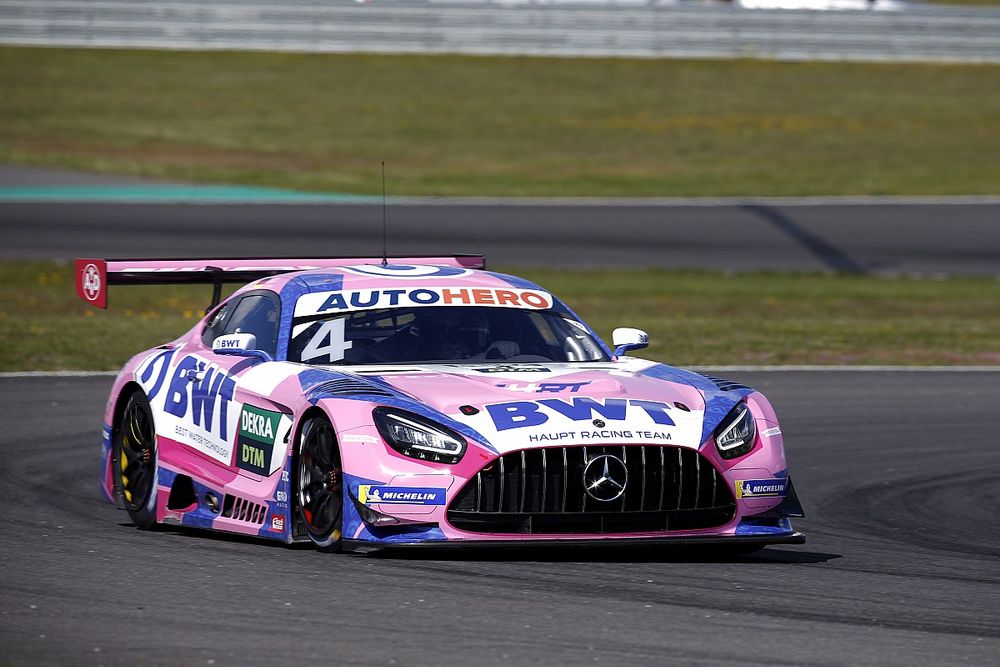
[485, 397, 676, 432]
[213, 336, 244, 350]
[236, 405, 282, 475]
[475, 365, 550, 374]
[761, 427, 782, 437]
[81, 263, 101, 301]
[495, 381, 591, 394]
[341, 433, 379, 444]
[357, 485, 446, 506]
[281, 470, 290, 483]
[295, 286, 553, 317]
[735, 478, 788, 499]
[138, 351, 239, 464]
[75, 259, 107, 308]
[276, 490, 288, 503]
[271, 515, 285, 531]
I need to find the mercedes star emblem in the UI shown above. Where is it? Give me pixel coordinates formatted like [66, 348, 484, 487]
[582, 454, 628, 502]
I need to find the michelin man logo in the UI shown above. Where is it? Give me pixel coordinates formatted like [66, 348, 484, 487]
[368, 487, 381, 502]
[343, 264, 471, 279]
[743, 482, 754, 496]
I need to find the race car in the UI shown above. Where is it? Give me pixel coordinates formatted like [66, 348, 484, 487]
[77, 255, 804, 553]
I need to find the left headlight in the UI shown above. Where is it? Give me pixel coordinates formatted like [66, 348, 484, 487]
[373, 407, 467, 464]
[714, 402, 757, 460]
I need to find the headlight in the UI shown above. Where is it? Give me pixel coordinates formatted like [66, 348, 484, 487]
[714, 403, 757, 460]
[373, 407, 467, 464]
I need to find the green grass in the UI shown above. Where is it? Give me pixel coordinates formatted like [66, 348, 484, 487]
[4, 261, 997, 371]
[1, 47, 998, 196]
[929, 0, 1000, 5]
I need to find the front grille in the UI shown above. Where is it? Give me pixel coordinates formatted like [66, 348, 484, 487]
[447, 445, 735, 534]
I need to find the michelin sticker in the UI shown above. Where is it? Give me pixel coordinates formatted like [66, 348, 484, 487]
[358, 485, 446, 506]
[735, 479, 788, 499]
[294, 286, 553, 317]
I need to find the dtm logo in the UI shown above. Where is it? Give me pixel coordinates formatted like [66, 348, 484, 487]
[485, 398, 676, 432]
[735, 479, 788, 499]
[140, 350, 236, 441]
[357, 485, 446, 505]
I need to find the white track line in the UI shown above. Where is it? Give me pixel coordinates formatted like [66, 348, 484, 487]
[0, 370, 118, 378]
[3, 366, 1000, 379]
[695, 365, 1000, 372]
[3, 194, 1000, 207]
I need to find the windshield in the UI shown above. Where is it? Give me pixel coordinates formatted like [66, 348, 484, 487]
[288, 306, 610, 365]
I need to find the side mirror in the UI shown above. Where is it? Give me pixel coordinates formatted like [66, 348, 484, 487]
[212, 333, 273, 362]
[612, 327, 649, 357]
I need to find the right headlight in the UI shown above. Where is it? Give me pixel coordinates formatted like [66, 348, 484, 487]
[373, 407, 467, 464]
[714, 402, 757, 460]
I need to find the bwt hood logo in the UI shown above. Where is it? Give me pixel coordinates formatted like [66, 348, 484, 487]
[485, 397, 677, 431]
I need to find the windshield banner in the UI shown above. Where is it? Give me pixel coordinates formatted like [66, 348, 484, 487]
[294, 286, 554, 317]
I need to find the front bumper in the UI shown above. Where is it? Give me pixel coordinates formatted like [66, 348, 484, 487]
[343, 531, 805, 553]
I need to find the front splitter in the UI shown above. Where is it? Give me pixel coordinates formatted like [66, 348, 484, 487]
[344, 531, 805, 553]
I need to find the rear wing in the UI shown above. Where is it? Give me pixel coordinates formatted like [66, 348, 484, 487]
[75, 255, 486, 310]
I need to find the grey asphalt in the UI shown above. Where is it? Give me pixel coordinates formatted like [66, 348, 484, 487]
[2, 200, 1000, 274]
[1, 372, 997, 666]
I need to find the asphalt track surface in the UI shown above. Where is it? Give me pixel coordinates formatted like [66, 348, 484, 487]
[2, 200, 999, 275]
[1, 371, 997, 666]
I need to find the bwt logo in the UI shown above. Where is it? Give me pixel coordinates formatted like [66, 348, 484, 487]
[485, 397, 676, 431]
[141, 351, 236, 440]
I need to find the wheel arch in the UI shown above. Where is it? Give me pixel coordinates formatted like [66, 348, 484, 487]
[289, 405, 335, 531]
[108, 381, 146, 509]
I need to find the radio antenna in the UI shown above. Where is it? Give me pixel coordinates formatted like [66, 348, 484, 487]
[381, 161, 388, 266]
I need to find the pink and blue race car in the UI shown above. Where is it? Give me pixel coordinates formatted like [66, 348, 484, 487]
[77, 255, 803, 554]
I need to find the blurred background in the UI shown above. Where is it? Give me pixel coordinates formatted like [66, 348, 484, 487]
[1, 0, 997, 370]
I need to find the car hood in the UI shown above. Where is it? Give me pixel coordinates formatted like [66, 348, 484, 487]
[339, 360, 748, 454]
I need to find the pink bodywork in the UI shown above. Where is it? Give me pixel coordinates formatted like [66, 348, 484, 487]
[98, 263, 792, 546]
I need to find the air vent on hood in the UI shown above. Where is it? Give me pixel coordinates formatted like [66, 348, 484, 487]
[702, 375, 750, 392]
[311, 378, 395, 398]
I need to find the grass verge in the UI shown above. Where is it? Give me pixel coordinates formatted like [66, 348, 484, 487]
[3, 261, 997, 371]
[1, 47, 999, 197]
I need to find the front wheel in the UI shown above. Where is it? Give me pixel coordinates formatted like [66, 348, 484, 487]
[295, 415, 343, 552]
[114, 391, 158, 529]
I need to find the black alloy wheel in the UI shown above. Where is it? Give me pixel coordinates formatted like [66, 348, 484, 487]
[115, 391, 158, 529]
[296, 415, 343, 552]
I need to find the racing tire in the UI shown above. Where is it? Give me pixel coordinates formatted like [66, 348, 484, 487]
[114, 390, 158, 530]
[295, 415, 344, 553]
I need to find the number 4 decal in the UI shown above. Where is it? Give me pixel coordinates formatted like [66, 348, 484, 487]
[300, 319, 353, 363]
